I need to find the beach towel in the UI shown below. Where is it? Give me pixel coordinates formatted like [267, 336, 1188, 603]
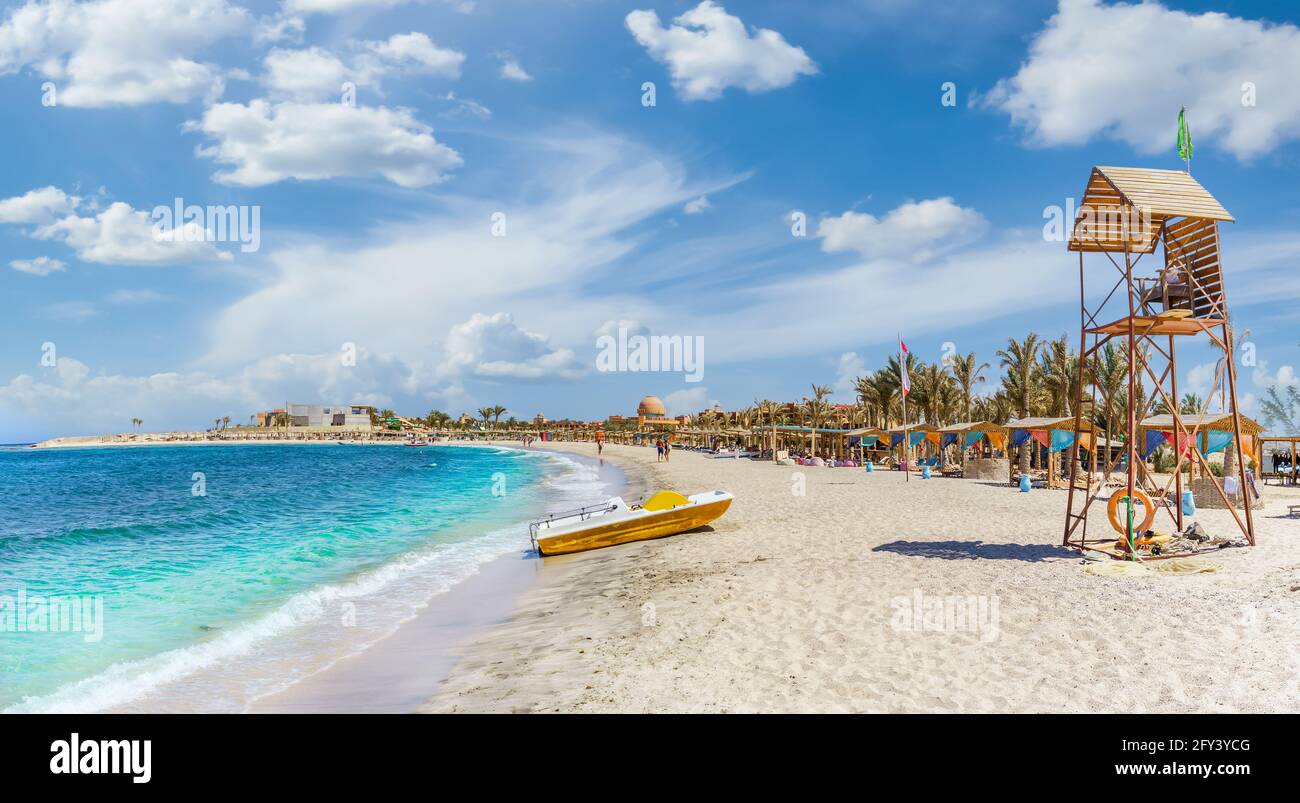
[890, 432, 905, 448]
[963, 432, 984, 448]
[1011, 429, 1032, 448]
[987, 432, 1007, 451]
[1084, 557, 1222, 577]
[1143, 429, 1165, 458]
[1049, 429, 1074, 453]
[1030, 430, 1051, 449]
[941, 432, 958, 448]
[908, 431, 927, 448]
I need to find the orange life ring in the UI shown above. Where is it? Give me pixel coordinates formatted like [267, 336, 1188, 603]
[1107, 487, 1156, 535]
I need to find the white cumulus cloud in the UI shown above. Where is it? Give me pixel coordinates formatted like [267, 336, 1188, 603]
[441, 312, 584, 380]
[0, 187, 231, 265]
[983, 0, 1300, 159]
[817, 197, 987, 262]
[263, 33, 463, 100]
[186, 100, 463, 187]
[664, 387, 709, 417]
[0, 186, 80, 224]
[625, 1, 816, 101]
[0, 0, 249, 107]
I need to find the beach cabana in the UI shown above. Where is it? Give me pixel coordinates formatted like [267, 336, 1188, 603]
[842, 427, 888, 464]
[937, 422, 1008, 454]
[1006, 416, 1095, 488]
[885, 423, 937, 468]
[936, 422, 1009, 474]
[1138, 413, 1264, 474]
[753, 424, 854, 459]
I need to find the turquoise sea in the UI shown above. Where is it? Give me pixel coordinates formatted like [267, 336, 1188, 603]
[0, 443, 607, 712]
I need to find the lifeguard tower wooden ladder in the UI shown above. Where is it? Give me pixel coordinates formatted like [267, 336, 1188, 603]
[1062, 167, 1255, 557]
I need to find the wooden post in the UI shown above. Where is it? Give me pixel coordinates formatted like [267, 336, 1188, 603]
[1222, 320, 1256, 542]
[1124, 221, 1139, 555]
[1169, 334, 1184, 531]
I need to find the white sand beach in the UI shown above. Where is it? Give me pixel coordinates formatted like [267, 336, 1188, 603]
[423, 442, 1300, 713]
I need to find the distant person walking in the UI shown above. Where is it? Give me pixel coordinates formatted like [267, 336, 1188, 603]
[656, 438, 665, 462]
[663, 439, 671, 462]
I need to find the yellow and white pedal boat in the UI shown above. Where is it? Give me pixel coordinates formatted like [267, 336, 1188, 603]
[530, 490, 733, 556]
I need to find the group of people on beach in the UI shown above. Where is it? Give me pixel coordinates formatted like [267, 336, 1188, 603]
[656, 438, 672, 462]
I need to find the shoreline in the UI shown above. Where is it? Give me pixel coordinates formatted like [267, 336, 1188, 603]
[246, 444, 645, 713]
[5, 441, 629, 713]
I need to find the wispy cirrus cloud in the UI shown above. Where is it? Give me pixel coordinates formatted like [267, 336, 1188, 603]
[9, 256, 66, 276]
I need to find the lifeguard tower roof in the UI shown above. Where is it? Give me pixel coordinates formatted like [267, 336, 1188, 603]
[1069, 166, 1233, 254]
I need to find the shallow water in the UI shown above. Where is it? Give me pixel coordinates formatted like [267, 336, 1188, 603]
[0, 443, 607, 712]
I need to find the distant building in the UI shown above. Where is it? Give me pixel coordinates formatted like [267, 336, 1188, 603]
[285, 403, 374, 428]
[255, 408, 286, 427]
[533, 413, 548, 426]
[635, 395, 677, 432]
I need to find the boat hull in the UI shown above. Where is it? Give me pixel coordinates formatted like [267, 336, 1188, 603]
[536, 497, 732, 556]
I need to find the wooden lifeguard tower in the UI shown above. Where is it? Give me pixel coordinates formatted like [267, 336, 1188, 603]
[1062, 166, 1255, 557]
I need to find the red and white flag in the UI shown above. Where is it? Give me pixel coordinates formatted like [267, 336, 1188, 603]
[899, 339, 910, 397]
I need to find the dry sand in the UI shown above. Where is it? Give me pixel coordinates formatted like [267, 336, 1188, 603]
[423, 442, 1300, 713]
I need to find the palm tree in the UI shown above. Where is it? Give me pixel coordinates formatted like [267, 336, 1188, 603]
[476, 407, 493, 430]
[949, 353, 989, 423]
[802, 384, 832, 456]
[884, 351, 920, 422]
[222, 415, 231, 431]
[912, 362, 959, 425]
[974, 390, 1014, 425]
[870, 370, 898, 428]
[490, 404, 508, 429]
[997, 333, 1045, 476]
[1089, 341, 1127, 474]
[754, 398, 779, 459]
[1039, 335, 1077, 418]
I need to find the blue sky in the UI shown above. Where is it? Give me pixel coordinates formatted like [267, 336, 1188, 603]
[1, 0, 1298, 442]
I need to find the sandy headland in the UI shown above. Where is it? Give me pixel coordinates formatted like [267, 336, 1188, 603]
[423, 442, 1300, 713]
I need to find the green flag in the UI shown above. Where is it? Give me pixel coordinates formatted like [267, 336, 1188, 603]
[1177, 107, 1193, 163]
